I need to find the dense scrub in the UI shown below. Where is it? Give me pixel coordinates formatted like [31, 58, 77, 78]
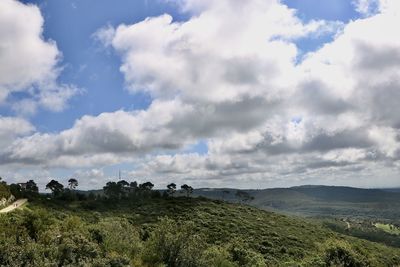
[0, 197, 399, 266]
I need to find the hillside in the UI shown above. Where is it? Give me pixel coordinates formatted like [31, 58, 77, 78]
[1, 196, 399, 266]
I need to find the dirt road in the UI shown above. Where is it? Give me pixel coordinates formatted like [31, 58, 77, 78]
[0, 199, 27, 213]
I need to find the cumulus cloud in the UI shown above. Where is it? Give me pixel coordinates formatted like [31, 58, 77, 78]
[2, 0, 400, 188]
[0, 116, 34, 148]
[0, 0, 78, 114]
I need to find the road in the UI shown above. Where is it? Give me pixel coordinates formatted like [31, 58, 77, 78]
[0, 199, 28, 213]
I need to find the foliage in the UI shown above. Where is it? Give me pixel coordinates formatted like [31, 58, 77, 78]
[143, 218, 206, 267]
[46, 180, 64, 196]
[181, 184, 193, 197]
[321, 239, 369, 267]
[0, 182, 11, 200]
[167, 183, 177, 196]
[68, 178, 79, 190]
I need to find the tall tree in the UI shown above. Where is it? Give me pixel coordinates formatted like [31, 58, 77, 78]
[68, 178, 78, 190]
[117, 180, 130, 197]
[46, 180, 64, 196]
[167, 183, 177, 196]
[181, 184, 193, 197]
[128, 181, 138, 197]
[130, 181, 138, 189]
[103, 181, 122, 200]
[117, 180, 129, 188]
[26, 180, 39, 194]
[140, 182, 154, 191]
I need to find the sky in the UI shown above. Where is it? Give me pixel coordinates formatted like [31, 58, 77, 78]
[0, 0, 399, 190]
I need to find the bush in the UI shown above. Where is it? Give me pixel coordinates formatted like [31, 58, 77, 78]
[199, 246, 238, 267]
[227, 239, 266, 267]
[142, 217, 206, 267]
[322, 239, 369, 267]
[93, 218, 142, 260]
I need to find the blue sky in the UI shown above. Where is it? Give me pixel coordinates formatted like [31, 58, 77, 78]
[1, 0, 400, 190]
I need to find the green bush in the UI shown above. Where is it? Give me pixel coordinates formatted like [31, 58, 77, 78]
[322, 240, 369, 267]
[142, 217, 206, 267]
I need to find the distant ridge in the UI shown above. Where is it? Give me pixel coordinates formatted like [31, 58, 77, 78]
[192, 185, 400, 220]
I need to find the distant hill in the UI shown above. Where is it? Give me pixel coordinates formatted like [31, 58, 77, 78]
[193, 185, 400, 220]
[381, 188, 400, 193]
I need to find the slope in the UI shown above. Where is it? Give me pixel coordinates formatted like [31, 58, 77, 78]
[0, 196, 397, 266]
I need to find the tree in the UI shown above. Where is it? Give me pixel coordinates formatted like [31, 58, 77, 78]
[46, 180, 64, 196]
[117, 180, 130, 197]
[140, 182, 154, 191]
[68, 178, 78, 190]
[117, 180, 129, 188]
[9, 180, 38, 199]
[103, 182, 123, 200]
[9, 184, 22, 199]
[130, 181, 138, 189]
[167, 183, 177, 197]
[181, 184, 193, 197]
[26, 180, 39, 194]
[127, 181, 139, 197]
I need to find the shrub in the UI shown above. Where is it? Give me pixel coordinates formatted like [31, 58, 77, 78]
[142, 217, 206, 267]
[322, 239, 369, 267]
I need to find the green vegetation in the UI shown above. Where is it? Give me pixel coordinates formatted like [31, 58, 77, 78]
[0, 183, 11, 200]
[322, 218, 400, 248]
[194, 186, 400, 251]
[0, 195, 399, 266]
[1, 180, 400, 266]
[375, 223, 400, 236]
[193, 186, 400, 220]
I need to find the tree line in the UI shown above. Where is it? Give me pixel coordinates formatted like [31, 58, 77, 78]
[2, 175, 254, 204]
[1, 177, 196, 202]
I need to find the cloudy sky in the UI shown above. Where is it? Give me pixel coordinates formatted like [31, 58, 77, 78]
[0, 0, 399, 190]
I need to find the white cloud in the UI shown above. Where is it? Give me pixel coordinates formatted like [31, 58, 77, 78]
[0, 116, 34, 148]
[353, 0, 379, 16]
[96, 0, 334, 104]
[0, 99, 195, 167]
[0, 0, 78, 114]
[73, 168, 108, 190]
